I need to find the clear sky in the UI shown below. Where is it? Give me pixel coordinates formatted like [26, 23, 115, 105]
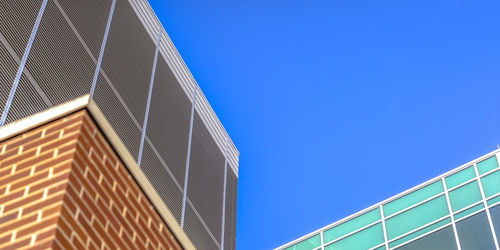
[148, 0, 500, 249]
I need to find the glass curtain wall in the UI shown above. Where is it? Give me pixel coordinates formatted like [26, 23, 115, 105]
[280, 151, 500, 250]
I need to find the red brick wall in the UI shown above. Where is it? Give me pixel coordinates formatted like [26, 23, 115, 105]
[0, 110, 183, 250]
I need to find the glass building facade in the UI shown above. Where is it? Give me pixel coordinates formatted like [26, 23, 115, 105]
[278, 150, 500, 250]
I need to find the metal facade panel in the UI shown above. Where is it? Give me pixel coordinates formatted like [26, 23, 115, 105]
[140, 142, 183, 222]
[188, 110, 226, 243]
[24, 0, 95, 106]
[56, 0, 112, 59]
[146, 55, 191, 186]
[185, 203, 219, 250]
[5, 75, 48, 124]
[224, 168, 238, 250]
[0, 0, 43, 56]
[93, 73, 142, 159]
[97, 0, 155, 130]
[0, 42, 17, 113]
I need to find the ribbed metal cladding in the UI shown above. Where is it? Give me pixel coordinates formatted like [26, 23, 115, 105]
[0, 42, 17, 114]
[95, 0, 156, 141]
[5, 74, 48, 124]
[23, 0, 95, 106]
[224, 168, 238, 250]
[185, 203, 219, 250]
[188, 110, 226, 244]
[55, 0, 112, 59]
[0, 0, 43, 57]
[140, 142, 183, 222]
[146, 55, 191, 186]
[1, 1, 239, 248]
[93, 73, 142, 159]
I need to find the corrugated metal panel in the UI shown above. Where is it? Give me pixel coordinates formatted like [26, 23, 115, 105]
[224, 169, 238, 250]
[146, 55, 191, 186]
[185, 203, 219, 250]
[140, 142, 183, 222]
[0, 41, 17, 114]
[188, 110, 226, 244]
[93, 73, 142, 159]
[24, 0, 95, 106]
[0, 0, 43, 57]
[96, 0, 155, 132]
[128, 0, 240, 173]
[5, 74, 48, 124]
[56, 0, 112, 59]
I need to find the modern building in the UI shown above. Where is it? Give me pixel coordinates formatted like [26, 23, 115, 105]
[277, 150, 500, 250]
[0, 0, 238, 249]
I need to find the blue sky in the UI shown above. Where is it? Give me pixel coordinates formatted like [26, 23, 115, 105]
[148, 0, 500, 249]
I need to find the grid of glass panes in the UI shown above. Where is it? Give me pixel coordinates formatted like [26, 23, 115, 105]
[280, 151, 500, 250]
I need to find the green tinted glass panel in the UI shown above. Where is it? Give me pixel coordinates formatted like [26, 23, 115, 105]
[445, 167, 475, 189]
[324, 223, 384, 250]
[323, 208, 380, 243]
[389, 218, 451, 248]
[385, 195, 448, 240]
[482, 171, 500, 198]
[477, 156, 499, 175]
[488, 196, 500, 207]
[384, 181, 443, 217]
[372, 245, 386, 250]
[454, 203, 484, 220]
[285, 234, 321, 250]
[448, 181, 482, 212]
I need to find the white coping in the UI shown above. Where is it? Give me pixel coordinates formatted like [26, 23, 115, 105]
[128, 0, 240, 176]
[0, 95, 196, 250]
[276, 148, 500, 249]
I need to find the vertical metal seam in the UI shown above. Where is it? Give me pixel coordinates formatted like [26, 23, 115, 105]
[320, 230, 325, 250]
[442, 177, 462, 250]
[180, 87, 197, 228]
[89, 0, 116, 98]
[137, 30, 162, 167]
[0, 0, 48, 126]
[379, 205, 389, 250]
[220, 136, 229, 250]
[473, 162, 500, 250]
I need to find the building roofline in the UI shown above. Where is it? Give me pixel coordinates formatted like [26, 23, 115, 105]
[127, 0, 240, 176]
[276, 147, 500, 249]
[0, 95, 196, 250]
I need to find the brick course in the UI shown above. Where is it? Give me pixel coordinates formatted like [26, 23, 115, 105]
[0, 110, 183, 250]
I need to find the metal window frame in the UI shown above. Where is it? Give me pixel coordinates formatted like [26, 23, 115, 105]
[473, 162, 500, 250]
[441, 176, 462, 250]
[277, 149, 500, 250]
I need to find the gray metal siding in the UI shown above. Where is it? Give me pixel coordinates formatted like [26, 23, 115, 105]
[55, 0, 112, 59]
[0, 42, 17, 114]
[140, 142, 183, 222]
[97, 0, 156, 132]
[185, 203, 219, 250]
[5, 74, 48, 124]
[93, 73, 142, 159]
[224, 169, 238, 250]
[146, 55, 191, 187]
[24, 0, 95, 106]
[0, 0, 43, 57]
[188, 110, 226, 243]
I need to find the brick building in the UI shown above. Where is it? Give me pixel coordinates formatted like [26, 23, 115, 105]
[0, 96, 194, 249]
[1, 0, 239, 249]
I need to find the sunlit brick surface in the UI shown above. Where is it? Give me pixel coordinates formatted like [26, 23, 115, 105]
[0, 110, 183, 249]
